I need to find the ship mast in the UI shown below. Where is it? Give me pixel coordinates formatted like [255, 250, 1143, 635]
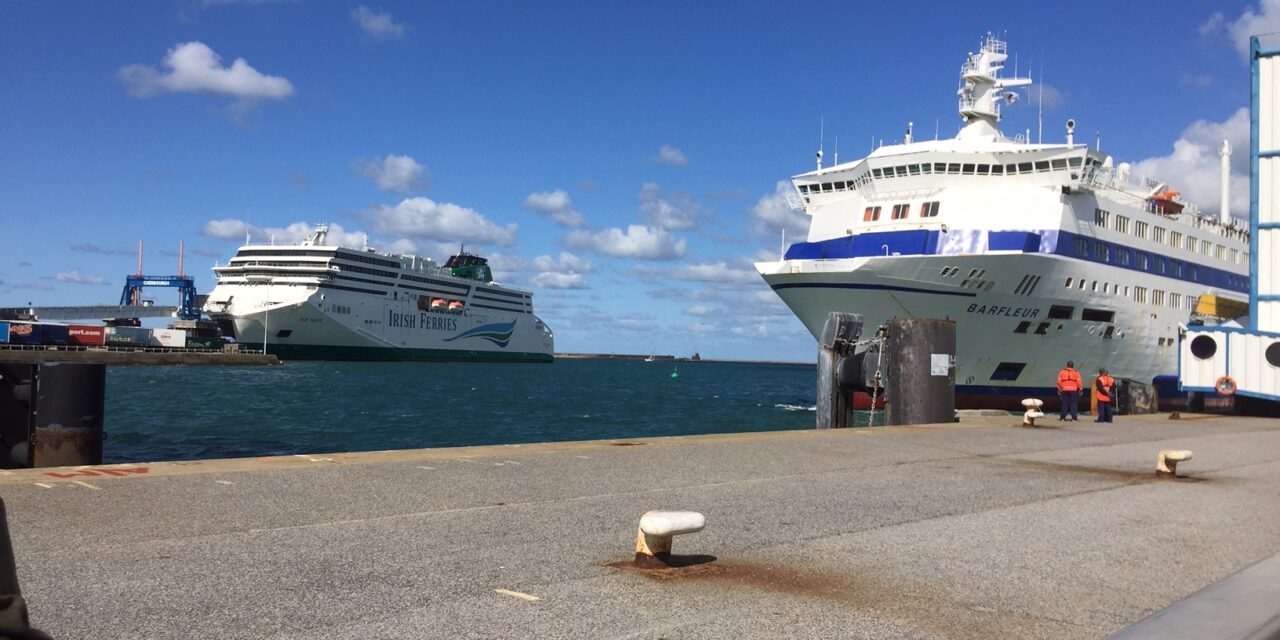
[956, 33, 1032, 142]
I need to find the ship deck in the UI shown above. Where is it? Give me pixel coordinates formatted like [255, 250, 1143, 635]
[5, 413, 1280, 639]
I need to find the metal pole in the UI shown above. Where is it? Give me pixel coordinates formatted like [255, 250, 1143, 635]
[263, 283, 270, 355]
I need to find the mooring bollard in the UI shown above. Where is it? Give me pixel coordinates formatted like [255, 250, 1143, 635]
[1157, 450, 1193, 477]
[1021, 398, 1045, 427]
[634, 511, 705, 568]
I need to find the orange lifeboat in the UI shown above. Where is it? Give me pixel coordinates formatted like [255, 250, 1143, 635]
[430, 298, 447, 310]
[448, 300, 464, 311]
[1151, 188, 1185, 215]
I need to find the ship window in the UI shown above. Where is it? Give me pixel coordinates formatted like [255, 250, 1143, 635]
[1079, 279, 1087, 289]
[1018, 162, 1033, 172]
[798, 185, 809, 194]
[891, 203, 910, 219]
[820, 183, 832, 192]
[920, 201, 940, 217]
[991, 164, 1003, 175]
[1035, 160, 1051, 172]
[872, 168, 883, 178]
[1103, 326, 1115, 339]
[1091, 281, 1098, 292]
[1069, 157, 1083, 167]
[961, 163, 976, 175]
[1082, 308, 1115, 322]
[1170, 293, 1182, 308]
[1134, 286, 1148, 303]
[1048, 305, 1074, 320]
[906, 164, 919, 175]
[1170, 231, 1182, 247]
[1189, 265, 1199, 281]
[989, 362, 1026, 381]
[1184, 236, 1196, 252]
[1173, 261, 1184, 277]
[863, 206, 881, 222]
[897, 166, 910, 177]
[1072, 238, 1088, 257]
[1051, 159, 1068, 170]
[947, 163, 961, 174]
[1014, 321, 1031, 333]
[1153, 227, 1167, 243]
[1117, 248, 1131, 266]
[1006, 163, 1018, 174]
[1138, 253, 1149, 270]
[1153, 290, 1165, 306]
[1190, 335, 1217, 359]
[1216, 244, 1226, 260]
[275, 329, 292, 338]
[921, 163, 933, 174]
[1267, 342, 1280, 367]
[968, 268, 980, 277]
[1134, 221, 1148, 239]
[1093, 208, 1110, 226]
[1155, 256, 1166, 273]
[976, 164, 990, 175]
[1230, 248, 1240, 263]
[1064, 277, 1073, 288]
[1034, 321, 1051, 335]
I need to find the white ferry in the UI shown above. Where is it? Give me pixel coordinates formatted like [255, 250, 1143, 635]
[204, 226, 555, 362]
[756, 34, 1249, 409]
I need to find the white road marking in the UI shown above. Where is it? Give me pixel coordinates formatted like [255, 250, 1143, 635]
[494, 588, 540, 602]
[415, 466, 436, 470]
[215, 480, 234, 485]
[34, 483, 53, 489]
[71, 480, 101, 490]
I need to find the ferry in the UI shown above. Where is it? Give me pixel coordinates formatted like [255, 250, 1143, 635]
[204, 226, 555, 362]
[755, 34, 1249, 409]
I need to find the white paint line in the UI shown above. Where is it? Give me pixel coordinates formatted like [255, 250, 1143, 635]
[415, 466, 436, 470]
[493, 463, 505, 466]
[575, 455, 592, 459]
[494, 588, 540, 602]
[215, 480, 234, 485]
[33, 483, 53, 489]
[71, 480, 101, 491]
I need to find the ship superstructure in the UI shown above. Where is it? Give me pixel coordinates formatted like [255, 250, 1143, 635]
[204, 226, 554, 362]
[756, 34, 1249, 407]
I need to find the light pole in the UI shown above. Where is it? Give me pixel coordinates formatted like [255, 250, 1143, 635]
[263, 281, 272, 355]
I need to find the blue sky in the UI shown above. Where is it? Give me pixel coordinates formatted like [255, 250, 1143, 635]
[0, 0, 1274, 360]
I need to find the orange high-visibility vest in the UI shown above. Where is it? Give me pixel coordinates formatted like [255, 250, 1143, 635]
[1057, 368, 1081, 392]
[1095, 374, 1115, 402]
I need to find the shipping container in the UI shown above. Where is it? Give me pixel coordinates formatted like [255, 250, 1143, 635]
[67, 325, 106, 346]
[150, 329, 187, 348]
[186, 335, 222, 350]
[0, 321, 8, 344]
[104, 326, 150, 346]
[7, 322, 43, 345]
[41, 324, 69, 346]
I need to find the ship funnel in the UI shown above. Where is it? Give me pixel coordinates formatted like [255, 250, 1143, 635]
[1220, 139, 1232, 225]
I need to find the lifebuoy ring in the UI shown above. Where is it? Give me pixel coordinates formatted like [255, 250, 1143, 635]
[1215, 376, 1237, 396]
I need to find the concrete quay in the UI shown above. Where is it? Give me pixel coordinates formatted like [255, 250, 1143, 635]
[4, 414, 1280, 639]
[0, 348, 279, 366]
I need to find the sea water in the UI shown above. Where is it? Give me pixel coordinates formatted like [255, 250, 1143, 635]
[101, 359, 872, 463]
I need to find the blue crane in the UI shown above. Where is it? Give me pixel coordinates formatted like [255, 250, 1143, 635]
[119, 275, 200, 320]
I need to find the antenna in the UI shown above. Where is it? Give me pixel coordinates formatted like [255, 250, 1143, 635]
[1037, 58, 1044, 144]
[179, 240, 184, 277]
[816, 116, 824, 172]
[934, 118, 939, 141]
[136, 240, 143, 277]
[1096, 131, 1101, 151]
[834, 136, 839, 166]
[780, 228, 786, 259]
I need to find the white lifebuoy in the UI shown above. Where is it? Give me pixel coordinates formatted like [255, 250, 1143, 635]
[1215, 376, 1237, 396]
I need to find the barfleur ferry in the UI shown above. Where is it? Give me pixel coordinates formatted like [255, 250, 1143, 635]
[204, 226, 555, 362]
[756, 34, 1249, 408]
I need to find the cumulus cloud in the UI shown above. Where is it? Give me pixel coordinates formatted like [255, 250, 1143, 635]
[748, 180, 809, 237]
[356, 154, 426, 194]
[687, 305, 716, 316]
[201, 219, 370, 247]
[532, 272, 589, 289]
[654, 144, 689, 167]
[117, 41, 294, 103]
[523, 189, 584, 228]
[488, 252, 593, 288]
[54, 270, 108, 285]
[638, 183, 702, 230]
[1226, 0, 1280, 59]
[565, 224, 686, 260]
[368, 197, 517, 246]
[1131, 107, 1249, 221]
[352, 5, 406, 40]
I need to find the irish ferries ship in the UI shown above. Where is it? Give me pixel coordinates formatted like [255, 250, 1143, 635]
[756, 34, 1249, 408]
[204, 226, 554, 362]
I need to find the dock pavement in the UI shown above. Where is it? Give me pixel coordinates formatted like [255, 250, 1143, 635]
[3, 413, 1280, 639]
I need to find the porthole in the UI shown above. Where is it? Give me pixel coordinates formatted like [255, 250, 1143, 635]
[1267, 342, 1280, 368]
[1190, 335, 1218, 360]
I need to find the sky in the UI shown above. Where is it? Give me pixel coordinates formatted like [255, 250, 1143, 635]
[0, 0, 1276, 361]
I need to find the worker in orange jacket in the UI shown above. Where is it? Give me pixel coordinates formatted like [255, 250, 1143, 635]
[1094, 368, 1115, 423]
[1056, 361, 1082, 421]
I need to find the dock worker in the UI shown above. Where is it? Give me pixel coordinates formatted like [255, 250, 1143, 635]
[1057, 361, 1082, 421]
[1094, 368, 1115, 423]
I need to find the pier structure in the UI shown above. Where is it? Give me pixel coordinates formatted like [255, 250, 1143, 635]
[3, 413, 1279, 638]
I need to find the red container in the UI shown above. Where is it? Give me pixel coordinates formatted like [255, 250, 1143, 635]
[67, 325, 106, 346]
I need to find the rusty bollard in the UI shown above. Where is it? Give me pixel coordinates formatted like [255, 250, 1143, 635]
[634, 511, 705, 568]
[1157, 450, 1193, 478]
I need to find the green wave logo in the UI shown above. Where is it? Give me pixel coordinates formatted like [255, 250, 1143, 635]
[443, 321, 517, 347]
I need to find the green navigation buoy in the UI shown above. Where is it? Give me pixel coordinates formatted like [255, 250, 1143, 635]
[671, 366, 679, 378]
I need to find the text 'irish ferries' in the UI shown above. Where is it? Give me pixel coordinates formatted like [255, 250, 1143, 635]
[388, 311, 459, 331]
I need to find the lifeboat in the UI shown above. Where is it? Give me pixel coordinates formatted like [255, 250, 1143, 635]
[1150, 188, 1185, 215]
[430, 298, 446, 310]
[448, 300, 464, 311]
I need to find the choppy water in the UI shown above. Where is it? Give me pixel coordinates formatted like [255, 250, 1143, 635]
[103, 359, 840, 463]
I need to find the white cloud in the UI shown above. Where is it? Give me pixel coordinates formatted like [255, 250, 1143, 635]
[565, 224, 686, 260]
[54, 270, 108, 285]
[1132, 107, 1249, 221]
[687, 305, 716, 316]
[352, 5, 407, 40]
[201, 219, 370, 247]
[117, 42, 293, 103]
[523, 189, 584, 227]
[530, 252, 593, 274]
[748, 180, 809, 237]
[1227, 0, 1280, 59]
[654, 144, 689, 167]
[1180, 74, 1213, 89]
[368, 197, 517, 246]
[1035, 83, 1066, 110]
[533, 272, 589, 289]
[357, 154, 426, 194]
[638, 183, 702, 230]
[666, 261, 764, 286]
[689, 322, 718, 334]
[1200, 12, 1226, 38]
